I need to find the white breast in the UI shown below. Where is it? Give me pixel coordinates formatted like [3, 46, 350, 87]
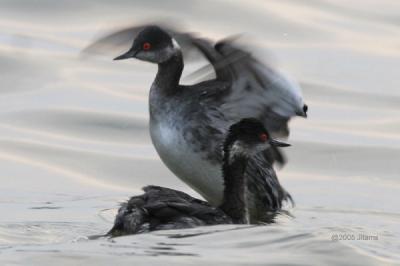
[149, 120, 224, 205]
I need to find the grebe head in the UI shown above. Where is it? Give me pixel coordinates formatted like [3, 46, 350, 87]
[224, 118, 290, 162]
[114, 26, 179, 63]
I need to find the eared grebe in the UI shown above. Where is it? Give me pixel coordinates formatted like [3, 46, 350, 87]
[108, 118, 290, 236]
[88, 25, 302, 221]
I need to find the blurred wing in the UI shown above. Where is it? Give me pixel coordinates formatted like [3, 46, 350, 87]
[188, 37, 308, 136]
[212, 41, 307, 136]
[82, 23, 307, 136]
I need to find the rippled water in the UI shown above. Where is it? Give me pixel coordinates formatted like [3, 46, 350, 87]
[1, 0, 399, 265]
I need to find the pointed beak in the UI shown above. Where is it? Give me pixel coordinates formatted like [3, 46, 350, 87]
[270, 139, 291, 147]
[114, 48, 138, 60]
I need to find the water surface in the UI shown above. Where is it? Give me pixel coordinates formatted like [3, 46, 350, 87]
[0, 0, 399, 265]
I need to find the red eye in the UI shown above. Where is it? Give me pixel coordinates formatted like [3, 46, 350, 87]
[143, 42, 151, 50]
[259, 133, 268, 142]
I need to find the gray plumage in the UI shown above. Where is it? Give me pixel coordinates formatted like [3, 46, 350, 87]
[108, 119, 287, 236]
[87, 24, 302, 221]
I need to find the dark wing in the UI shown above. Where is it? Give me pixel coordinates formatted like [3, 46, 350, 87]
[184, 35, 307, 137]
[82, 23, 307, 137]
[142, 186, 228, 221]
[108, 186, 230, 236]
[214, 40, 307, 136]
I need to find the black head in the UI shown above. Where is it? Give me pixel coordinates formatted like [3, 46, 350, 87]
[224, 118, 290, 160]
[114, 26, 178, 63]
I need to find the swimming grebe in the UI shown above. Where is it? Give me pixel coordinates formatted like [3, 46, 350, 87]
[108, 118, 290, 236]
[90, 25, 302, 221]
